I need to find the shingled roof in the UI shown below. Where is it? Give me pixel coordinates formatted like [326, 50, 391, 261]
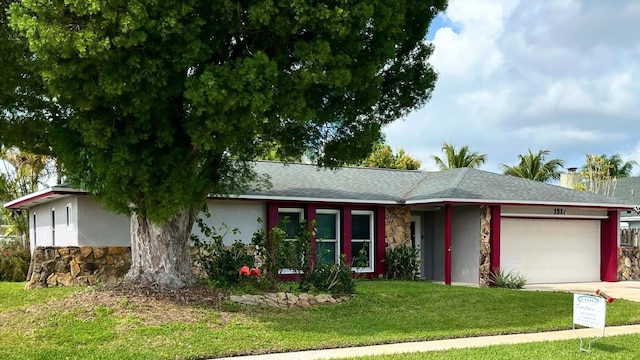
[243, 161, 634, 208]
[612, 177, 640, 205]
[5, 161, 635, 210]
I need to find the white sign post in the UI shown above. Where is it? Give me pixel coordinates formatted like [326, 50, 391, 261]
[573, 294, 606, 353]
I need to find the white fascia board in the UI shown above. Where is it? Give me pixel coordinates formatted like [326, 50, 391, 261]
[403, 198, 633, 209]
[3, 186, 85, 209]
[213, 194, 400, 205]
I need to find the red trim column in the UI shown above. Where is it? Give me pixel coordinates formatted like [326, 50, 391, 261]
[490, 205, 501, 275]
[342, 206, 352, 263]
[600, 210, 618, 282]
[266, 202, 279, 231]
[444, 203, 452, 285]
[306, 205, 317, 264]
[376, 206, 387, 277]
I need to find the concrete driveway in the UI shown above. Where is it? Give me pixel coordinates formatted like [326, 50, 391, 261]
[524, 281, 640, 302]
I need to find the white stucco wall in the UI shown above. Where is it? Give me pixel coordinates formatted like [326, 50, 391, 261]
[192, 199, 266, 245]
[451, 205, 480, 284]
[31, 197, 78, 247]
[77, 196, 130, 246]
[433, 209, 445, 282]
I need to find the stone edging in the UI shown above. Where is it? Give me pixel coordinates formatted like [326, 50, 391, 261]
[229, 292, 352, 308]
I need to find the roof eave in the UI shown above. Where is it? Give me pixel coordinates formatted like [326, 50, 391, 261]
[3, 186, 87, 209]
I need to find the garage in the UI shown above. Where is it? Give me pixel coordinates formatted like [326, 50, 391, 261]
[500, 218, 601, 284]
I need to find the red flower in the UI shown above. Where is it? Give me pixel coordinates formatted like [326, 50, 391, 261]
[239, 266, 250, 276]
[250, 268, 261, 277]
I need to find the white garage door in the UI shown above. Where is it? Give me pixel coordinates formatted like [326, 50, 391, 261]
[500, 218, 600, 284]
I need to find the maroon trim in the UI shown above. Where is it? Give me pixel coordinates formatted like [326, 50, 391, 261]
[375, 206, 386, 277]
[444, 203, 452, 285]
[306, 204, 317, 264]
[342, 205, 353, 263]
[490, 205, 501, 275]
[266, 202, 279, 231]
[600, 210, 618, 282]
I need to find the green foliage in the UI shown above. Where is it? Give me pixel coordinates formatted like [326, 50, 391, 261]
[362, 143, 421, 170]
[431, 142, 487, 170]
[5, 0, 446, 224]
[0, 146, 56, 237]
[300, 254, 356, 295]
[489, 268, 527, 289]
[190, 215, 254, 288]
[384, 245, 421, 280]
[0, 239, 30, 282]
[500, 149, 564, 183]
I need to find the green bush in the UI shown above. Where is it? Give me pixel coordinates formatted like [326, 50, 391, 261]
[299, 255, 355, 295]
[0, 239, 30, 282]
[489, 268, 527, 289]
[191, 216, 255, 288]
[384, 244, 420, 280]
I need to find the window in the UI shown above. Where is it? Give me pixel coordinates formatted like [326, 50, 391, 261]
[66, 203, 72, 228]
[277, 208, 304, 273]
[316, 210, 340, 265]
[351, 210, 374, 272]
[51, 208, 56, 246]
[277, 208, 304, 240]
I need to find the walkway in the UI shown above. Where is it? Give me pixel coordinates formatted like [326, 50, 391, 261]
[210, 325, 640, 360]
[524, 281, 640, 302]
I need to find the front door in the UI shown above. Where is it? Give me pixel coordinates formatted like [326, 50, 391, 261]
[410, 215, 423, 278]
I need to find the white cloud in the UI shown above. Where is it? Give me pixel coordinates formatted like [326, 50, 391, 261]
[385, 0, 640, 174]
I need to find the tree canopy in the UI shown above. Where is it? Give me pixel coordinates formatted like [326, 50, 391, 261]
[500, 149, 564, 183]
[361, 143, 421, 170]
[0, 146, 56, 237]
[431, 142, 486, 170]
[579, 154, 637, 178]
[2, 0, 447, 289]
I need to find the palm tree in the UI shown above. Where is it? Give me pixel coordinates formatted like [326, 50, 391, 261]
[595, 154, 637, 178]
[431, 142, 487, 170]
[500, 149, 564, 183]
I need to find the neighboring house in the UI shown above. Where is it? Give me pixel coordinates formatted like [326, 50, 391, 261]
[4, 161, 635, 286]
[612, 177, 640, 229]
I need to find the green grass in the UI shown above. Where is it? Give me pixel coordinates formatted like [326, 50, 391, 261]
[1, 280, 640, 359]
[0, 282, 81, 311]
[337, 333, 640, 359]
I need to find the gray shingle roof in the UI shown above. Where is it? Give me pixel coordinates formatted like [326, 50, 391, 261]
[612, 177, 640, 205]
[244, 161, 634, 208]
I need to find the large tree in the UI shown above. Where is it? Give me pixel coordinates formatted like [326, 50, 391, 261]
[500, 149, 564, 183]
[2, 1, 447, 289]
[431, 142, 486, 170]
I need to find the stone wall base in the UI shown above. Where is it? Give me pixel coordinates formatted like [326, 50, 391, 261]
[26, 246, 132, 289]
[618, 246, 640, 281]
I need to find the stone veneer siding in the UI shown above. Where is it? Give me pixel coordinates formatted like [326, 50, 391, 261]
[385, 206, 411, 249]
[479, 205, 491, 287]
[26, 246, 132, 289]
[618, 246, 640, 281]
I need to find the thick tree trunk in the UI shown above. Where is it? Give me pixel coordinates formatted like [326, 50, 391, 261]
[125, 209, 197, 290]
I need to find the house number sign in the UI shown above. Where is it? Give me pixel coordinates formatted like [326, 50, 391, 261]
[553, 208, 566, 215]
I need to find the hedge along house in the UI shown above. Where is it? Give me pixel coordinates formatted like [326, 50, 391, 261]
[4, 161, 635, 287]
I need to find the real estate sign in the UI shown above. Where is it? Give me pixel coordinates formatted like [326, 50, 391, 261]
[573, 294, 606, 330]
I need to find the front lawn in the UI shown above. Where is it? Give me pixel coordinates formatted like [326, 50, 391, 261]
[1, 280, 639, 359]
[338, 333, 640, 359]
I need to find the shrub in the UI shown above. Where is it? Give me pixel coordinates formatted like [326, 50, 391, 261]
[489, 268, 527, 289]
[191, 214, 255, 288]
[0, 239, 30, 282]
[384, 244, 420, 280]
[299, 255, 355, 295]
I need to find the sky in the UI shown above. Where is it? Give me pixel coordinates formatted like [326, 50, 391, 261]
[384, 0, 640, 175]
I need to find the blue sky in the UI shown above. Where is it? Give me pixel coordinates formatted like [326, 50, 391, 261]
[385, 0, 640, 174]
